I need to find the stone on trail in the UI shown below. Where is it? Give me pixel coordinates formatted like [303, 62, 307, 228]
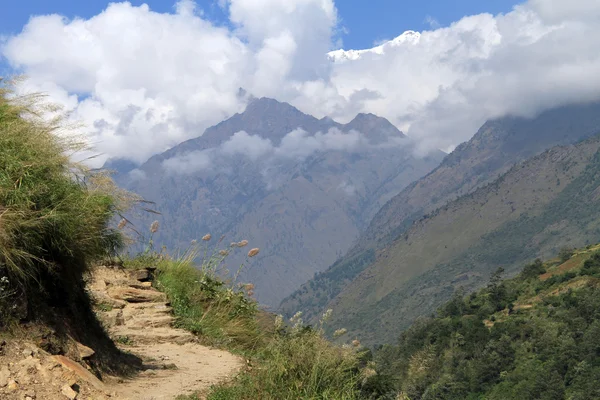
[106, 287, 166, 303]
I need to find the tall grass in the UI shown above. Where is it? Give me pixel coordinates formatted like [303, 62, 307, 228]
[0, 78, 129, 320]
[124, 234, 264, 350]
[208, 322, 364, 400]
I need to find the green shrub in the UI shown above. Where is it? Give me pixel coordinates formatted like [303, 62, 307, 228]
[580, 251, 600, 276]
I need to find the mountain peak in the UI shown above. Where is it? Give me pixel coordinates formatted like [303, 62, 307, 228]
[327, 30, 421, 62]
[345, 113, 406, 139]
[244, 97, 303, 116]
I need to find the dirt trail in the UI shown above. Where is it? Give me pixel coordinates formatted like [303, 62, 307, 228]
[89, 266, 242, 400]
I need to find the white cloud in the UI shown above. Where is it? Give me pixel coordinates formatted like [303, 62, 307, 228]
[424, 15, 441, 29]
[275, 128, 366, 160]
[338, 180, 357, 196]
[221, 130, 274, 160]
[163, 149, 214, 174]
[162, 127, 372, 174]
[2, 0, 600, 164]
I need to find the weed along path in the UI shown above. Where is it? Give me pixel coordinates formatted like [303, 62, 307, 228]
[88, 265, 242, 400]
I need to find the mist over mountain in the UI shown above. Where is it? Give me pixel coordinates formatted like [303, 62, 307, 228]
[109, 97, 443, 307]
[281, 100, 600, 343]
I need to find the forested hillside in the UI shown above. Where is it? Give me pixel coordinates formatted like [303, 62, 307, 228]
[368, 245, 600, 400]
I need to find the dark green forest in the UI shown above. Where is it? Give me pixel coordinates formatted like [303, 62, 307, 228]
[362, 246, 600, 400]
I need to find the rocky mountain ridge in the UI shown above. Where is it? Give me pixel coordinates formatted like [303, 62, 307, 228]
[109, 98, 444, 307]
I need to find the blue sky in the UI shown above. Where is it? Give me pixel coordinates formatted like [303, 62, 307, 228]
[1, 0, 523, 50]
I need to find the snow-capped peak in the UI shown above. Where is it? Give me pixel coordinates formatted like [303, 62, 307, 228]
[327, 30, 421, 62]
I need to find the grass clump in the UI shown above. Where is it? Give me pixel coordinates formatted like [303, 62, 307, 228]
[208, 312, 365, 400]
[0, 78, 129, 322]
[0, 78, 142, 376]
[124, 233, 263, 350]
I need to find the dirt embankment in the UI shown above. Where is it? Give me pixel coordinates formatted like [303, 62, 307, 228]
[0, 265, 242, 400]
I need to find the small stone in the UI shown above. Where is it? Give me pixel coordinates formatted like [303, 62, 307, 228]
[107, 287, 166, 303]
[7, 379, 18, 391]
[61, 384, 78, 400]
[129, 269, 150, 282]
[22, 349, 33, 357]
[51, 355, 106, 391]
[75, 342, 95, 359]
[0, 365, 10, 387]
[115, 310, 125, 326]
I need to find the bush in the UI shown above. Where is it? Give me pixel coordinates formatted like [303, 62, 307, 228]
[559, 247, 575, 263]
[521, 259, 546, 279]
[580, 251, 600, 277]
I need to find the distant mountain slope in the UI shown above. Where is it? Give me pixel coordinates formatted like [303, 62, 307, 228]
[333, 135, 600, 344]
[111, 98, 443, 307]
[307, 133, 600, 345]
[280, 101, 600, 337]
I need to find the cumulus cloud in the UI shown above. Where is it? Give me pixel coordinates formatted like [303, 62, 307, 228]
[2, 0, 600, 164]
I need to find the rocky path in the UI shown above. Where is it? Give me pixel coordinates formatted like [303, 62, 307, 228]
[88, 266, 242, 400]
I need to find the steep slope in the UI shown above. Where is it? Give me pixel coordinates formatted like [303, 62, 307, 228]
[281, 101, 600, 321]
[112, 98, 443, 306]
[313, 133, 600, 345]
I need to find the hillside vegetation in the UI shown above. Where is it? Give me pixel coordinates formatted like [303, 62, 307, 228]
[327, 134, 600, 344]
[370, 245, 600, 400]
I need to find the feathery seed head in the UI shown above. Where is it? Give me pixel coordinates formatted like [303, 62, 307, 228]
[290, 311, 303, 323]
[117, 218, 127, 229]
[219, 249, 229, 256]
[352, 339, 361, 347]
[150, 220, 159, 233]
[237, 240, 249, 248]
[274, 314, 284, 331]
[248, 248, 260, 257]
[333, 328, 347, 338]
[202, 233, 212, 241]
[321, 308, 333, 323]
